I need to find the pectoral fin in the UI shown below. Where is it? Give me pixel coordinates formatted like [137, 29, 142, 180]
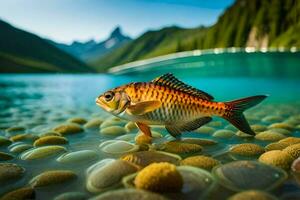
[166, 117, 212, 138]
[136, 122, 152, 137]
[127, 100, 161, 115]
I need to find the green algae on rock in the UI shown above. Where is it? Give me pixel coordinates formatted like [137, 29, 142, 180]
[0, 152, 14, 161]
[259, 150, 294, 170]
[83, 118, 103, 129]
[213, 160, 287, 191]
[20, 145, 67, 160]
[33, 136, 68, 147]
[57, 150, 98, 164]
[86, 159, 138, 193]
[134, 162, 183, 192]
[161, 141, 202, 154]
[228, 190, 278, 200]
[30, 170, 77, 187]
[100, 126, 127, 136]
[121, 151, 181, 168]
[90, 189, 169, 200]
[99, 140, 139, 155]
[255, 130, 286, 141]
[230, 143, 265, 156]
[53, 123, 83, 135]
[180, 155, 219, 171]
[0, 187, 35, 200]
[212, 129, 235, 138]
[0, 163, 25, 183]
[67, 117, 87, 125]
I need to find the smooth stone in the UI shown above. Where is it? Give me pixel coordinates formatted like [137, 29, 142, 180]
[207, 121, 223, 127]
[134, 162, 183, 192]
[10, 133, 39, 142]
[0, 187, 35, 200]
[20, 145, 67, 160]
[212, 130, 235, 138]
[0, 152, 14, 161]
[195, 126, 215, 134]
[5, 126, 25, 134]
[30, 170, 77, 187]
[250, 124, 267, 132]
[125, 122, 138, 132]
[9, 143, 33, 153]
[0, 163, 25, 183]
[0, 136, 12, 146]
[279, 137, 300, 145]
[100, 119, 127, 129]
[228, 190, 278, 200]
[180, 155, 219, 170]
[265, 142, 288, 151]
[236, 130, 255, 138]
[54, 192, 87, 200]
[57, 150, 98, 164]
[86, 159, 138, 193]
[38, 131, 61, 137]
[259, 150, 294, 170]
[115, 134, 136, 141]
[99, 140, 139, 155]
[53, 123, 83, 135]
[162, 141, 202, 154]
[67, 117, 87, 125]
[292, 157, 300, 173]
[100, 126, 127, 136]
[255, 131, 286, 141]
[262, 116, 283, 123]
[225, 124, 238, 131]
[230, 143, 265, 156]
[268, 128, 292, 135]
[268, 123, 294, 131]
[90, 189, 168, 200]
[213, 160, 287, 191]
[283, 143, 300, 160]
[84, 118, 103, 129]
[33, 136, 68, 147]
[182, 138, 218, 146]
[121, 151, 181, 168]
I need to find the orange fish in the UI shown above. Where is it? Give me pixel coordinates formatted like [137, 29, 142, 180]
[96, 73, 267, 138]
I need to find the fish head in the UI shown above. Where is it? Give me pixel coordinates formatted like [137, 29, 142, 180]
[96, 87, 130, 115]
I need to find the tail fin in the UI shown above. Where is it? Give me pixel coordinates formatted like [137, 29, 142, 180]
[223, 95, 268, 135]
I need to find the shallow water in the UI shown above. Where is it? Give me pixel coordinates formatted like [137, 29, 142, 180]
[0, 73, 300, 200]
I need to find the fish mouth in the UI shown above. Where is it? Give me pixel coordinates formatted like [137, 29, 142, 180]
[95, 98, 104, 107]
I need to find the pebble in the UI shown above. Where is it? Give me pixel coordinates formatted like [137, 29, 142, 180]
[0, 152, 14, 161]
[57, 150, 98, 164]
[282, 143, 300, 160]
[162, 141, 202, 154]
[10, 133, 39, 142]
[84, 118, 103, 129]
[259, 150, 294, 170]
[262, 115, 283, 123]
[0, 163, 25, 183]
[99, 140, 139, 155]
[53, 123, 83, 135]
[212, 129, 235, 138]
[268, 123, 294, 131]
[67, 117, 87, 125]
[100, 126, 127, 136]
[0, 136, 12, 146]
[30, 170, 77, 187]
[54, 192, 88, 200]
[38, 131, 61, 137]
[100, 119, 126, 129]
[5, 126, 25, 134]
[125, 122, 138, 132]
[255, 130, 286, 141]
[195, 126, 215, 134]
[33, 136, 68, 147]
[0, 187, 35, 200]
[180, 155, 219, 170]
[20, 145, 67, 160]
[228, 190, 278, 200]
[230, 143, 265, 156]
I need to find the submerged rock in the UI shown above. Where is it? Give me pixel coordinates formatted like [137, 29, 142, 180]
[121, 151, 181, 168]
[5, 126, 25, 134]
[265, 142, 288, 151]
[230, 143, 265, 156]
[161, 141, 202, 154]
[182, 138, 218, 146]
[33, 136, 68, 147]
[262, 115, 283, 123]
[135, 134, 152, 145]
[259, 150, 294, 170]
[134, 162, 183, 192]
[0, 187, 35, 200]
[57, 150, 98, 164]
[30, 170, 77, 187]
[228, 190, 278, 200]
[180, 155, 219, 171]
[0, 163, 25, 184]
[90, 189, 168, 200]
[283, 143, 300, 160]
[125, 122, 138, 132]
[84, 118, 103, 129]
[99, 140, 139, 155]
[67, 117, 87, 125]
[268, 123, 294, 131]
[212, 130, 235, 138]
[100, 118, 127, 129]
[38, 131, 61, 137]
[20, 145, 67, 160]
[213, 160, 287, 191]
[53, 123, 83, 135]
[0, 152, 14, 161]
[250, 124, 267, 132]
[195, 126, 215, 134]
[10, 133, 39, 142]
[279, 137, 300, 146]
[255, 130, 286, 141]
[0, 136, 12, 146]
[86, 159, 138, 193]
[9, 143, 33, 153]
[54, 191, 88, 200]
[100, 126, 127, 136]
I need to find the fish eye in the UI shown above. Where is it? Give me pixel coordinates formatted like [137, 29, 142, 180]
[104, 91, 114, 101]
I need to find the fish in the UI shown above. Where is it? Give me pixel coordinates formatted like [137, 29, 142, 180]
[96, 73, 267, 138]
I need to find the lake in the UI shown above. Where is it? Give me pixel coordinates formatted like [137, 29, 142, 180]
[1, 51, 300, 200]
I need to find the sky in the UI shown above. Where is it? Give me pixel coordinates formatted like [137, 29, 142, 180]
[0, 0, 234, 44]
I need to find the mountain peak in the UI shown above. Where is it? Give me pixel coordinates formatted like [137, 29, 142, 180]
[110, 26, 123, 38]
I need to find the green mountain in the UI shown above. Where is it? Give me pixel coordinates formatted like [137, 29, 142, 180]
[93, 0, 300, 72]
[0, 19, 92, 73]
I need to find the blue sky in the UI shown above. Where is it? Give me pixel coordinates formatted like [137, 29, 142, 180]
[0, 0, 234, 44]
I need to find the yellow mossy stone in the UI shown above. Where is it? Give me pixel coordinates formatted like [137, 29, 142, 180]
[182, 138, 218, 146]
[230, 143, 265, 156]
[33, 136, 68, 147]
[283, 143, 300, 160]
[228, 190, 277, 200]
[53, 123, 83, 135]
[180, 155, 219, 170]
[135, 134, 152, 145]
[10, 134, 39, 142]
[84, 118, 103, 129]
[134, 162, 183, 192]
[29, 170, 77, 187]
[251, 124, 267, 132]
[259, 150, 294, 170]
[67, 117, 87, 125]
[162, 141, 202, 154]
[255, 130, 286, 142]
[265, 142, 288, 151]
[0, 187, 35, 200]
[278, 137, 300, 146]
[195, 126, 215, 134]
[268, 123, 294, 131]
[268, 128, 291, 135]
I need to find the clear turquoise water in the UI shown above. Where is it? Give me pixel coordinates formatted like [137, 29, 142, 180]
[1, 52, 300, 199]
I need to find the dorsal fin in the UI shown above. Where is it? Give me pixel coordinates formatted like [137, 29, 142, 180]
[151, 73, 214, 100]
